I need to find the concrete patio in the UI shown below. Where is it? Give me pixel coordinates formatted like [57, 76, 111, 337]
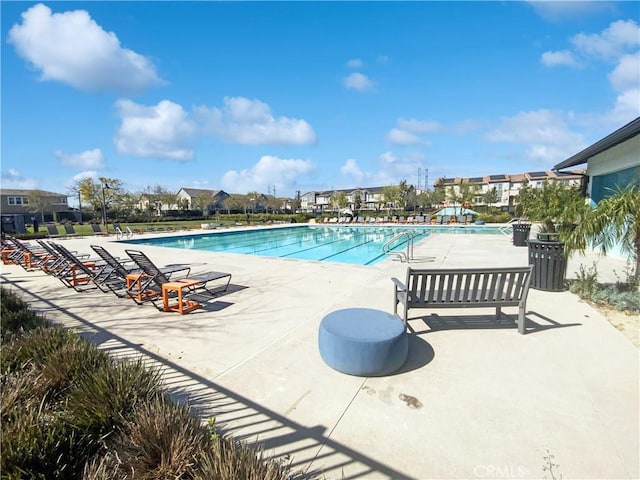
[1, 228, 638, 479]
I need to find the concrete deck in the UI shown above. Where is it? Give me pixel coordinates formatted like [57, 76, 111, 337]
[1, 227, 638, 479]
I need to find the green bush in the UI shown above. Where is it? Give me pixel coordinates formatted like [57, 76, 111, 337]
[476, 212, 511, 223]
[1, 372, 84, 478]
[1, 291, 306, 480]
[1, 327, 76, 375]
[65, 359, 164, 438]
[1, 288, 49, 339]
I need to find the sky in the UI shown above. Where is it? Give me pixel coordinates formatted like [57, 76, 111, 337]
[1, 1, 639, 203]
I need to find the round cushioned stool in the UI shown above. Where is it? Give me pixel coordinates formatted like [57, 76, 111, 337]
[318, 308, 408, 376]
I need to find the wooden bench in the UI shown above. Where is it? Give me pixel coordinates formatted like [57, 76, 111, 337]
[392, 266, 533, 334]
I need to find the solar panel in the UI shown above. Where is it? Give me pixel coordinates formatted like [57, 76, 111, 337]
[469, 177, 484, 183]
[443, 178, 455, 184]
[489, 174, 506, 181]
[528, 171, 548, 178]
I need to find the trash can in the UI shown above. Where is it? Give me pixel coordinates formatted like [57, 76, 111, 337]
[537, 232, 560, 241]
[512, 223, 532, 246]
[527, 240, 566, 292]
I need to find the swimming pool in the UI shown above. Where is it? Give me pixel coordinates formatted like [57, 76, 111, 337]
[124, 225, 502, 265]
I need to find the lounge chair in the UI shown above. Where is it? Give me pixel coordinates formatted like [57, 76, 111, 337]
[4, 237, 52, 270]
[46, 224, 61, 238]
[63, 224, 78, 237]
[46, 242, 110, 292]
[124, 249, 232, 309]
[90, 245, 189, 297]
[91, 224, 108, 236]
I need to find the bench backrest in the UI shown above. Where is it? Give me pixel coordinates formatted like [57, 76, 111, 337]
[404, 266, 532, 307]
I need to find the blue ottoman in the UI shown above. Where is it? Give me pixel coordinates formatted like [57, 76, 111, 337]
[318, 308, 408, 376]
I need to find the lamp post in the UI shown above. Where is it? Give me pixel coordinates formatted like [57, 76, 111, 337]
[100, 181, 111, 226]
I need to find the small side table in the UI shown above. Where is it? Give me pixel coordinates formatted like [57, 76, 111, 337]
[126, 273, 157, 302]
[1, 249, 17, 265]
[162, 280, 203, 314]
[70, 261, 96, 286]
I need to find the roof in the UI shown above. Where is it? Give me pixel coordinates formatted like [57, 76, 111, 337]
[0, 189, 67, 196]
[178, 188, 224, 196]
[553, 116, 640, 171]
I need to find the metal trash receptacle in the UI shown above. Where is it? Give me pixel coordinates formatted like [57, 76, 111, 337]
[527, 240, 566, 291]
[512, 223, 531, 246]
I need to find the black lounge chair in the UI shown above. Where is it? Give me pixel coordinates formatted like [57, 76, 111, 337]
[90, 245, 189, 297]
[125, 249, 231, 308]
[46, 242, 111, 292]
[63, 224, 78, 237]
[91, 224, 108, 236]
[46, 224, 62, 238]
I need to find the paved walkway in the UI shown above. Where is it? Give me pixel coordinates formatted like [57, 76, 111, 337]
[1, 228, 638, 479]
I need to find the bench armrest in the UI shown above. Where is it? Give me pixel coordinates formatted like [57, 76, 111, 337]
[391, 277, 406, 292]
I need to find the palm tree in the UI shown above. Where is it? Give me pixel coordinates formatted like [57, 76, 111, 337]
[566, 185, 640, 287]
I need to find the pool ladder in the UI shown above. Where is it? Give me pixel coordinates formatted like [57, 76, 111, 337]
[382, 230, 417, 262]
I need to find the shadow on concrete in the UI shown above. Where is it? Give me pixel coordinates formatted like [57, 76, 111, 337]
[4, 277, 414, 480]
[407, 311, 581, 335]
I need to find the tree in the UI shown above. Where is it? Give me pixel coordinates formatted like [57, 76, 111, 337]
[382, 185, 402, 215]
[517, 180, 587, 233]
[24, 190, 54, 223]
[330, 191, 348, 220]
[483, 187, 499, 211]
[79, 177, 124, 224]
[566, 185, 640, 287]
[67, 180, 85, 220]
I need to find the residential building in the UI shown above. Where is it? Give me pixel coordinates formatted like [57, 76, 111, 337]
[433, 170, 585, 212]
[0, 189, 72, 221]
[553, 116, 639, 204]
[176, 188, 230, 213]
[300, 186, 393, 214]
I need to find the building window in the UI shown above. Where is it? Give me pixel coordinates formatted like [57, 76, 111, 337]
[8, 196, 28, 205]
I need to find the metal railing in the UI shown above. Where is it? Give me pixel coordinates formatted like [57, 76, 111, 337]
[382, 230, 417, 262]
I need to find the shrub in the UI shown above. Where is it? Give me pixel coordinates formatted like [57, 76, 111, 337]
[65, 358, 164, 439]
[1, 327, 76, 375]
[86, 397, 210, 479]
[1, 372, 84, 478]
[569, 262, 599, 299]
[1, 288, 48, 339]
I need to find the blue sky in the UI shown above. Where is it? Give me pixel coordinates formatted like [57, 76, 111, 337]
[2, 1, 639, 202]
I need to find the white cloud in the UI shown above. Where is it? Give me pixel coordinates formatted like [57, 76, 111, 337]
[114, 99, 197, 160]
[607, 88, 640, 126]
[541, 50, 582, 68]
[486, 110, 585, 164]
[386, 118, 440, 146]
[571, 19, 640, 61]
[608, 52, 640, 92]
[528, 1, 615, 22]
[195, 97, 316, 145]
[0, 169, 38, 189]
[386, 128, 422, 146]
[55, 148, 105, 169]
[221, 155, 315, 195]
[7, 3, 163, 94]
[338, 152, 425, 187]
[397, 118, 441, 133]
[71, 171, 98, 182]
[344, 72, 374, 92]
[340, 159, 365, 183]
[347, 58, 363, 68]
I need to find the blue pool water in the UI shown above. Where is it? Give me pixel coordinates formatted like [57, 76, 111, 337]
[124, 225, 502, 266]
